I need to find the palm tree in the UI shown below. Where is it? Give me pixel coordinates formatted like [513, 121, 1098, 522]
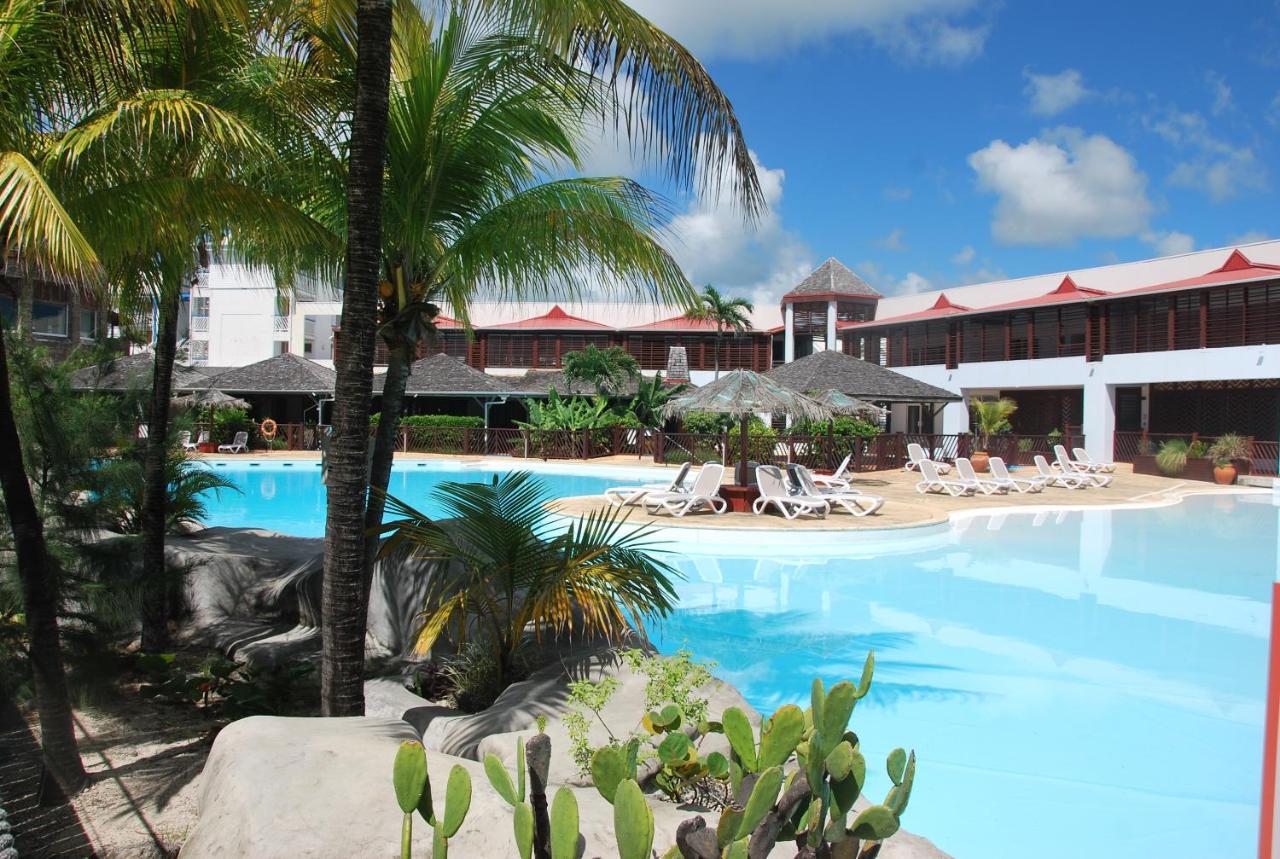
[690, 284, 753, 379]
[52, 1, 336, 650]
[303, 0, 763, 715]
[377, 471, 679, 690]
[970, 397, 1017, 453]
[562, 344, 641, 396]
[0, 0, 107, 793]
[627, 371, 687, 426]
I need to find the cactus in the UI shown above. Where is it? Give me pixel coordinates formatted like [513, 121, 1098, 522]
[486, 738, 535, 857]
[390, 741, 472, 859]
[549, 787, 579, 859]
[613, 779, 655, 859]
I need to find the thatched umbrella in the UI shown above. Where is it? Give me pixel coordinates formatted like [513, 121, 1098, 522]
[809, 389, 887, 421]
[171, 388, 251, 437]
[662, 370, 831, 486]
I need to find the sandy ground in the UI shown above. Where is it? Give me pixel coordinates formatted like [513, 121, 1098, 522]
[5, 698, 217, 858]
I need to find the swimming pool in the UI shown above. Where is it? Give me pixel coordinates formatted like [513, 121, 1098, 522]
[201, 461, 1273, 858]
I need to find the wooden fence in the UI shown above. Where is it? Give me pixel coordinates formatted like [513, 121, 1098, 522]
[1113, 430, 1276, 476]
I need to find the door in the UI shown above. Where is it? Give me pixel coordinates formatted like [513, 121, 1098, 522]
[1115, 386, 1143, 432]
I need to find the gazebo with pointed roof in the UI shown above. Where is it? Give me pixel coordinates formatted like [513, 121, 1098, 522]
[781, 258, 882, 363]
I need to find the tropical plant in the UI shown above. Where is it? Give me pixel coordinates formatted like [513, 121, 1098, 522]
[393, 740, 474, 859]
[377, 471, 680, 691]
[301, 0, 762, 714]
[95, 446, 239, 536]
[969, 397, 1017, 452]
[689, 284, 753, 380]
[627, 371, 687, 426]
[1155, 439, 1190, 476]
[562, 344, 640, 396]
[1208, 433, 1249, 467]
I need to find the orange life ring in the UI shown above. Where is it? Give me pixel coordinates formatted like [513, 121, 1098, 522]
[259, 418, 278, 439]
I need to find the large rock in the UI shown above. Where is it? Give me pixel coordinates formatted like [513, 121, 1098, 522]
[182, 716, 951, 858]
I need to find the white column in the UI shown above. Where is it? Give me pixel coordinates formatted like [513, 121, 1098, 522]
[784, 303, 795, 363]
[1082, 376, 1116, 460]
[826, 299, 838, 352]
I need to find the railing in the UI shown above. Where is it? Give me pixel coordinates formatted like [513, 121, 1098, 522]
[190, 315, 209, 332]
[272, 315, 290, 333]
[276, 423, 325, 451]
[1114, 430, 1276, 475]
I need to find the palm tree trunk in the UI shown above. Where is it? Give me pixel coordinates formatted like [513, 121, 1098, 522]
[321, 0, 394, 717]
[0, 322, 86, 794]
[361, 329, 412, 582]
[140, 286, 180, 650]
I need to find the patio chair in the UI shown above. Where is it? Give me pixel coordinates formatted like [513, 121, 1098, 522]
[1034, 455, 1092, 489]
[954, 457, 1008, 495]
[218, 430, 249, 454]
[752, 465, 829, 520]
[1071, 446, 1116, 473]
[905, 442, 951, 474]
[988, 457, 1046, 493]
[137, 423, 149, 440]
[643, 462, 727, 517]
[915, 458, 976, 496]
[604, 461, 691, 507]
[787, 464, 884, 517]
[810, 453, 853, 489]
[179, 430, 193, 450]
[1053, 446, 1112, 487]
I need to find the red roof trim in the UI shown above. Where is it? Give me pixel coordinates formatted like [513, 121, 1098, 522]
[1119, 249, 1280, 298]
[623, 313, 726, 332]
[781, 291, 881, 303]
[482, 304, 612, 331]
[838, 291, 972, 329]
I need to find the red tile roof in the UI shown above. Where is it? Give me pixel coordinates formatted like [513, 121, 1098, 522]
[624, 314, 732, 332]
[1118, 249, 1280, 297]
[481, 305, 612, 331]
[978, 275, 1107, 312]
[839, 293, 970, 330]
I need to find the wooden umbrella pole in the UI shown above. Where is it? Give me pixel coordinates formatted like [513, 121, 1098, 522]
[739, 414, 749, 486]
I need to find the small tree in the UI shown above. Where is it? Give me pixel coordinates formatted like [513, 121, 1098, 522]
[627, 372, 687, 426]
[970, 397, 1017, 452]
[561, 345, 640, 396]
[689, 285, 753, 380]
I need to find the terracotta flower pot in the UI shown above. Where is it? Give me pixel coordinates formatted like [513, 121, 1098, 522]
[1213, 464, 1237, 485]
[970, 451, 990, 473]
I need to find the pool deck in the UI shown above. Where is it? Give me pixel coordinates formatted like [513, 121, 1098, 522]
[550, 464, 1267, 531]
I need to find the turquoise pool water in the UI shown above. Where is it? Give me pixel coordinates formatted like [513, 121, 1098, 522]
[201, 462, 1274, 858]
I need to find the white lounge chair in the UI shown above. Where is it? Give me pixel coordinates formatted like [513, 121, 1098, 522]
[954, 457, 1007, 495]
[915, 459, 976, 496]
[218, 430, 249, 454]
[1053, 446, 1112, 487]
[137, 423, 149, 439]
[752, 465, 829, 519]
[905, 442, 951, 474]
[809, 453, 853, 489]
[643, 462, 727, 517]
[1071, 446, 1116, 474]
[179, 430, 193, 450]
[988, 457, 1046, 493]
[1034, 455, 1092, 489]
[789, 464, 884, 517]
[604, 461, 691, 507]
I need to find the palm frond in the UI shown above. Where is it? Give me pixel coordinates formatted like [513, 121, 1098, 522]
[0, 151, 99, 280]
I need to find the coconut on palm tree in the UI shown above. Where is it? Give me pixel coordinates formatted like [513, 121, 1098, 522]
[690, 284, 753, 379]
[969, 397, 1017, 472]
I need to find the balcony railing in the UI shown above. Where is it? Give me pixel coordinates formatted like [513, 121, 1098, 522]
[190, 315, 209, 332]
[272, 315, 289, 334]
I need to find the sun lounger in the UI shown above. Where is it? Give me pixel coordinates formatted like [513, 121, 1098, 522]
[1054, 446, 1112, 487]
[809, 453, 853, 489]
[1071, 446, 1116, 473]
[905, 442, 951, 474]
[604, 461, 692, 507]
[787, 464, 884, 517]
[954, 457, 1008, 495]
[1034, 455, 1092, 489]
[643, 462, 727, 517]
[218, 430, 249, 454]
[752, 465, 829, 519]
[988, 457, 1046, 493]
[915, 458, 976, 496]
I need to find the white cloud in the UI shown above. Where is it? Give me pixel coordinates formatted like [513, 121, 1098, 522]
[968, 127, 1153, 246]
[1206, 71, 1234, 116]
[1140, 230, 1195, 256]
[666, 149, 813, 306]
[894, 272, 934, 294]
[875, 227, 908, 251]
[1232, 229, 1272, 244]
[951, 245, 976, 265]
[855, 261, 935, 296]
[882, 185, 913, 201]
[624, 0, 990, 64]
[1146, 107, 1266, 201]
[1023, 69, 1091, 116]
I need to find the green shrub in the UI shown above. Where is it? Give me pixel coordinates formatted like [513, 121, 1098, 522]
[1208, 433, 1249, 466]
[371, 413, 483, 429]
[1155, 439, 1189, 475]
[1188, 439, 1209, 459]
[212, 407, 256, 444]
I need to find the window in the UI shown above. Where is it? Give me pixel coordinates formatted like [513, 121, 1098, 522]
[188, 340, 208, 361]
[32, 301, 68, 337]
[80, 308, 98, 339]
[0, 296, 13, 324]
[192, 296, 210, 317]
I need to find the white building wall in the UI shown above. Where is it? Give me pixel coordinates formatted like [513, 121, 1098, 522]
[890, 343, 1280, 459]
[197, 264, 290, 366]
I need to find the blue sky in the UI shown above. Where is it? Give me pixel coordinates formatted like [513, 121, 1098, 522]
[604, 0, 1280, 303]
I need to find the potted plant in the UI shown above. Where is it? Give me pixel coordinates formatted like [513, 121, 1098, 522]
[968, 397, 1017, 472]
[1154, 439, 1189, 476]
[1207, 433, 1249, 485]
